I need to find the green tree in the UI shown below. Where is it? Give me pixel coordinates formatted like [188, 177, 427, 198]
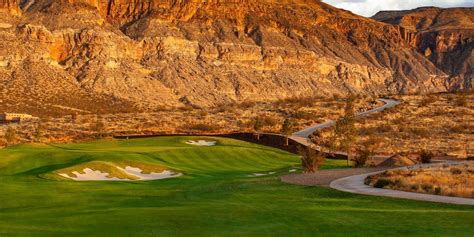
[280, 118, 294, 146]
[253, 117, 264, 141]
[5, 127, 17, 146]
[330, 99, 357, 166]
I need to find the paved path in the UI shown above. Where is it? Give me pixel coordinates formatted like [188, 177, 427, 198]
[281, 167, 386, 187]
[330, 166, 474, 206]
[288, 98, 400, 158]
[292, 98, 400, 139]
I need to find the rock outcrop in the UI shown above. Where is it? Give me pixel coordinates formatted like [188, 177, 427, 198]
[373, 7, 473, 90]
[0, 1, 471, 113]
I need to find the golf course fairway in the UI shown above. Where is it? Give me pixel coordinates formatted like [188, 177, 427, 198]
[0, 137, 472, 236]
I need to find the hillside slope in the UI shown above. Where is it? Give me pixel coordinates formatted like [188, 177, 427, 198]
[0, 1, 470, 114]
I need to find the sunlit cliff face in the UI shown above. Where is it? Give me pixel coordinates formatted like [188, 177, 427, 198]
[0, 0, 471, 110]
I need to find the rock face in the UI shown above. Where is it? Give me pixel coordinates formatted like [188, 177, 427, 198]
[0, 1, 471, 113]
[373, 7, 474, 90]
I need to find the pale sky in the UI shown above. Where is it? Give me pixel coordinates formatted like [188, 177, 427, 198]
[322, 0, 474, 17]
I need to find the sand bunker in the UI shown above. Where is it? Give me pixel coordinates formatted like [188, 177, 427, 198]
[185, 140, 216, 146]
[59, 168, 126, 181]
[59, 166, 182, 181]
[122, 166, 182, 180]
[248, 171, 276, 177]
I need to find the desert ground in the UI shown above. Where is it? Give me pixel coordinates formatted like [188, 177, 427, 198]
[311, 92, 474, 159]
[366, 162, 474, 198]
[0, 136, 472, 236]
[0, 95, 380, 144]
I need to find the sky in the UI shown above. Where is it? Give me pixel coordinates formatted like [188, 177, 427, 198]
[322, 0, 474, 17]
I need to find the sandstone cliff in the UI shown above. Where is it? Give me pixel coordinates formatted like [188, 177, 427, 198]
[373, 7, 473, 90]
[0, 1, 469, 114]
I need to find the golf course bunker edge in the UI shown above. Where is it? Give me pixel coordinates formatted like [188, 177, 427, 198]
[185, 140, 217, 146]
[56, 161, 182, 181]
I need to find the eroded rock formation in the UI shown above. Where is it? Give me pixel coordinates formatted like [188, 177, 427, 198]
[374, 7, 473, 90]
[0, 1, 471, 114]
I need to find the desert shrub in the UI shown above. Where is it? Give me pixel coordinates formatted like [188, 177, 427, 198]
[262, 115, 278, 127]
[198, 110, 209, 117]
[291, 110, 314, 120]
[454, 94, 467, 107]
[373, 179, 392, 188]
[410, 127, 429, 137]
[354, 143, 373, 168]
[432, 108, 446, 116]
[411, 184, 420, 191]
[91, 116, 106, 138]
[70, 114, 78, 123]
[276, 96, 318, 108]
[434, 187, 442, 195]
[421, 184, 433, 192]
[5, 127, 17, 145]
[450, 123, 472, 134]
[419, 150, 433, 164]
[237, 101, 256, 109]
[179, 105, 196, 112]
[450, 167, 462, 175]
[364, 176, 373, 185]
[297, 145, 325, 173]
[376, 124, 395, 133]
[353, 153, 368, 168]
[419, 95, 437, 107]
[392, 179, 405, 187]
[185, 123, 221, 132]
[214, 104, 234, 113]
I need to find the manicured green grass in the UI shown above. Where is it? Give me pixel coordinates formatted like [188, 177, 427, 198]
[0, 137, 472, 236]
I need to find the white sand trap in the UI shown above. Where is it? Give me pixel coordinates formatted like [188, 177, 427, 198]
[122, 166, 182, 180]
[59, 166, 182, 181]
[248, 171, 277, 177]
[59, 168, 126, 181]
[185, 140, 216, 146]
[289, 169, 297, 172]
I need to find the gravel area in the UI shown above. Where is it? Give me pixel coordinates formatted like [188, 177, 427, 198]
[281, 168, 386, 187]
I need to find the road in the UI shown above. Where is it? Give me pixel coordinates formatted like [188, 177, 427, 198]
[292, 98, 400, 139]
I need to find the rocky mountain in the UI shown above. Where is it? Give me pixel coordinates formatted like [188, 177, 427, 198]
[373, 7, 473, 90]
[0, 0, 471, 115]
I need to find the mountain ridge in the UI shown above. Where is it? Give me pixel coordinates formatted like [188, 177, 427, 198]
[0, 1, 471, 115]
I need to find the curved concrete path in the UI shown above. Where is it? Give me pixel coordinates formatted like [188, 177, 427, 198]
[292, 98, 400, 139]
[330, 169, 474, 206]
